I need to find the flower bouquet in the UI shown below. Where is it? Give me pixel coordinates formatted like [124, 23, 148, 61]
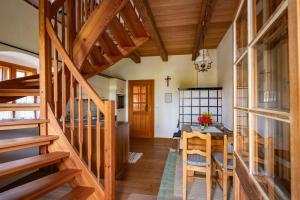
[198, 112, 213, 130]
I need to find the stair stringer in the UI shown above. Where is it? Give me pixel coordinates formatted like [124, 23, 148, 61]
[46, 104, 104, 200]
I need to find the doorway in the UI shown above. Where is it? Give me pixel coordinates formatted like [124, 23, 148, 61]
[128, 80, 154, 138]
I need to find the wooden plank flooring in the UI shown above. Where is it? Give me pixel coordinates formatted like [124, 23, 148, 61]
[116, 138, 172, 199]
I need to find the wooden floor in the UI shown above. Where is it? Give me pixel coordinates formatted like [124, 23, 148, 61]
[116, 138, 173, 199]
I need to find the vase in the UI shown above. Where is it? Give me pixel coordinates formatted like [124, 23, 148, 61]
[200, 125, 205, 130]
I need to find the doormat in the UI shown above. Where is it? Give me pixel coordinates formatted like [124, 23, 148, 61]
[128, 152, 143, 164]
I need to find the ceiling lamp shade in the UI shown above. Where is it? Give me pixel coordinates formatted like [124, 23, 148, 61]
[194, 49, 213, 72]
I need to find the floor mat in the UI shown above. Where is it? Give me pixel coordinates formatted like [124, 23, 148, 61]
[128, 152, 143, 164]
[158, 151, 233, 200]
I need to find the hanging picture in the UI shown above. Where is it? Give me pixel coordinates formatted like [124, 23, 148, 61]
[165, 93, 172, 103]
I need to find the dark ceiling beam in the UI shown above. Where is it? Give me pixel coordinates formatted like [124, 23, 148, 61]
[128, 51, 141, 63]
[133, 0, 168, 61]
[192, 0, 217, 61]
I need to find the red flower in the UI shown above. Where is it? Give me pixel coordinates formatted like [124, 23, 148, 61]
[198, 114, 212, 125]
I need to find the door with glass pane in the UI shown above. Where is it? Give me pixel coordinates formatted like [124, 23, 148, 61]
[128, 80, 154, 138]
[233, 0, 300, 199]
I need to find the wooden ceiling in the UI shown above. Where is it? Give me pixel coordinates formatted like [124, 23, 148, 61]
[137, 0, 239, 57]
[24, 0, 239, 59]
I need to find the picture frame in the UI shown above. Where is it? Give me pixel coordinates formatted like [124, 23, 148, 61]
[165, 93, 172, 103]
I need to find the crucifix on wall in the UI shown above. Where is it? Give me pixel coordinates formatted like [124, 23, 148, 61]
[165, 76, 171, 87]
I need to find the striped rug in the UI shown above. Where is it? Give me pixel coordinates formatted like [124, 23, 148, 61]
[158, 151, 233, 200]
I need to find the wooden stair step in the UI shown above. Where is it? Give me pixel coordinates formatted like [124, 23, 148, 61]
[60, 186, 95, 200]
[0, 169, 81, 200]
[0, 103, 40, 111]
[0, 89, 40, 97]
[0, 119, 47, 131]
[22, 79, 39, 83]
[0, 135, 59, 153]
[0, 152, 70, 179]
[22, 79, 39, 87]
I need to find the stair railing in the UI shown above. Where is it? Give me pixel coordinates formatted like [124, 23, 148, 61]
[39, 0, 115, 199]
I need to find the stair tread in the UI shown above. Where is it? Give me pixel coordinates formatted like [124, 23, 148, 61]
[22, 79, 39, 83]
[0, 103, 40, 107]
[0, 119, 47, 126]
[0, 136, 58, 152]
[0, 169, 81, 200]
[0, 103, 40, 112]
[0, 152, 70, 179]
[0, 89, 39, 92]
[60, 186, 95, 200]
[0, 89, 40, 97]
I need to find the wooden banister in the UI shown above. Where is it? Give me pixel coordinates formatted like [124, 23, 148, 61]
[46, 19, 105, 111]
[45, 8, 116, 199]
[104, 101, 116, 200]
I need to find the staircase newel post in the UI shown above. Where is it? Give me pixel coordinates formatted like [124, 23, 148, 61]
[104, 101, 116, 200]
[39, 0, 52, 139]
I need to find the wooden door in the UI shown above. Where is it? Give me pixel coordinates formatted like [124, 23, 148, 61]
[128, 80, 154, 138]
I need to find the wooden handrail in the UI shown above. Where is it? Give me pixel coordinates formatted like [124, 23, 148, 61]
[46, 15, 116, 200]
[44, 2, 117, 199]
[45, 18, 105, 112]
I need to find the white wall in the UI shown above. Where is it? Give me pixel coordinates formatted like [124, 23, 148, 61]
[87, 76, 110, 100]
[0, 0, 38, 53]
[103, 52, 219, 138]
[0, 0, 39, 70]
[217, 26, 234, 130]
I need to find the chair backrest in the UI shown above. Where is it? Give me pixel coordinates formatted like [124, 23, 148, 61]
[223, 135, 234, 170]
[183, 131, 212, 166]
[253, 133, 274, 176]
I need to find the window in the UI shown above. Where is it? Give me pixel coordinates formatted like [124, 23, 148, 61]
[132, 85, 148, 112]
[233, 1, 292, 199]
[253, 115, 290, 200]
[0, 66, 12, 120]
[0, 66, 10, 81]
[236, 1, 248, 59]
[254, 12, 289, 112]
[236, 55, 248, 108]
[0, 61, 37, 120]
[236, 110, 249, 167]
[254, 0, 285, 33]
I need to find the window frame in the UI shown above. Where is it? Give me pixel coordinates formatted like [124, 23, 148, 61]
[233, 0, 295, 199]
[0, 60, 37, 119]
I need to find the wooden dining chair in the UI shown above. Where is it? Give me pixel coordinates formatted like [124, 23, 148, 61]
[182, 131, 212, 200]
[212, 135, 234, 200]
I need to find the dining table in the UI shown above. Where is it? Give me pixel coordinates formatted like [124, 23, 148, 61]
[180, 124, 233, 152]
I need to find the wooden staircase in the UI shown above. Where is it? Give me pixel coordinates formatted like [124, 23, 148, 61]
[0, 0, 149, 199]
[0, 120, 95, 199]
[0, 75, 39, 103]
